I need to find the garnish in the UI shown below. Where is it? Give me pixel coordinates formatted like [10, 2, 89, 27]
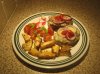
[30, 23, 36, 28]
[40, 26, 48, 33]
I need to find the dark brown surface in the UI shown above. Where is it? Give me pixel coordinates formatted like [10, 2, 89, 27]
[0, 0, 100, 74]
[0, 0, 16, 34]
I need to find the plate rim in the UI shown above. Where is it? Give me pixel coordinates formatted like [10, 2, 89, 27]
[12, 11, 89, 69]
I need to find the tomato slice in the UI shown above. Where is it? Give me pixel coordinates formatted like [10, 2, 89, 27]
[36, 28, 41, 33]
[27, 27, 37, 40]
[65, 30, 75, 40]
[28, 28, 34, 36]
[61, 29, 75, 40]
[48, 26, 54, 35]
[55, 15, 63, 21]
[67, 30, 74, 38]
[61, 30, 67, 35]
[24, 25, 31, 34]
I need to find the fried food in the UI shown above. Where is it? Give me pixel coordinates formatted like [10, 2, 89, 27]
[22, 33, 30, 42]
[52, 45, 60, 54]
[38, 48, 56, 59]
[29, 48, 40, 57]
[59, 45, 72, 57]
[40, 40, 55, 49]
[22, 39, 32, 51]
[34, 36, 42, 49]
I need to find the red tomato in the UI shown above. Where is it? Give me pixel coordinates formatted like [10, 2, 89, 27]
[61, 30, 67, 35]
[65, 30, 75, 39]
[36, 28, 41, 34]
[29, 28, 36, 40]
[48, 26, 54, 35]
[24, 25, 31, 34]
[42, 22, 46, 26]
[29, 27, 37, 40]
[39, 30, 46, 37]
[55, 15, 63, 21]
[35, 22, 40, 28]
[44, 34, 52, 42]
[30, 23, 37, 31]
[29, 28, 34, 36]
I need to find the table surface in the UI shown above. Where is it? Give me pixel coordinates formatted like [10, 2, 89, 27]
[0, 0, 100, 74]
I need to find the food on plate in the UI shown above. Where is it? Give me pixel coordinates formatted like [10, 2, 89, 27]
[21, 14, 80, 59]
[34, 36, 42, 49]
[59, 45, 72, 56]
[22, 33, 31, 42]
[54, 25, 80, 46]
[29, 48, 40, 57]
[52, 44, 60, 55]
[22, 39, 32, 51]
[40, 40, 55, 49]
[48, 14, 73, 30]
[38, 48, 56, 59]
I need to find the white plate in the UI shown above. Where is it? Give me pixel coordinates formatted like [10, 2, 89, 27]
[12, 12, 89, 69]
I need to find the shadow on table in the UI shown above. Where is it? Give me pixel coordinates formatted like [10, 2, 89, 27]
[12, 44, 90, 73]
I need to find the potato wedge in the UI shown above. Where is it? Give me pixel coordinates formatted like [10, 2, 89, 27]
[31, 42, 36, 49]
[52, 45, 60, 54]
[22, 39, 32, 51]
[35, 36, 42, 42]
[41, 48, 52, 53]
[29, 48, 40, 57]
[34, 37, 42, 48]
[22, 33, 30, 42]
[40, 40, 55, 49]
[38, 48, 56, 59]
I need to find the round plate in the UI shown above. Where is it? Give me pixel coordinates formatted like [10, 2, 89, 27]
[12, 12, 89, 69]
